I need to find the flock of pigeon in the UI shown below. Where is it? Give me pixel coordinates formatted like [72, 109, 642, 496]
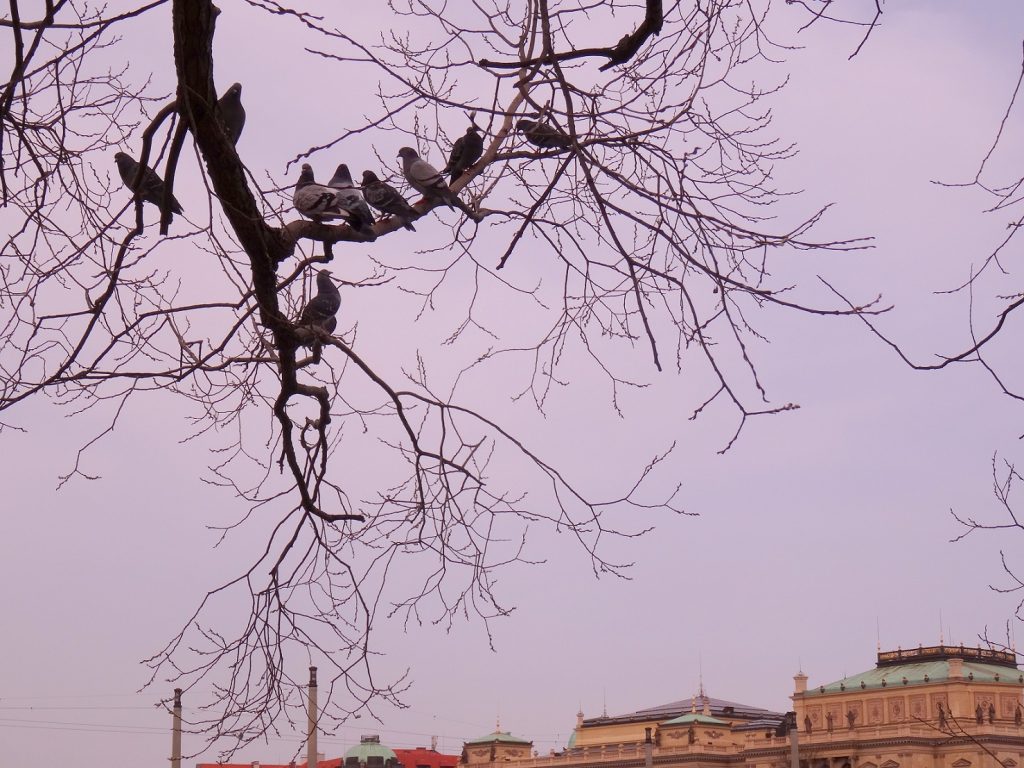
[113, 82, 574, 341]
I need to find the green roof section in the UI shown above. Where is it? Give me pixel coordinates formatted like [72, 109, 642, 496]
[345, 737, 398, 763]
[807, 660, 1024, 695]
[661, 713, 728, 726]
[465, 731, 532, 746]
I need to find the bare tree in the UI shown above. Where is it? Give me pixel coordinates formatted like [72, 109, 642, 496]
[791, 2, 1024, 407]
[0, 0, 874, 756]
[953, 457, 1024, 625]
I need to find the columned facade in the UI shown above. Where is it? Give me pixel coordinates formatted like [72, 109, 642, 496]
[459, 645, 1024, 768]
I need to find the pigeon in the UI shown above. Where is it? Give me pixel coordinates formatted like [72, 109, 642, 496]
[326, 164, 377, 238]
[114, 152, 183, 214]
[298, 269, 341, 334]
[516, 119, 571, 150]
[442, 126, 484, 182]
[215, 83, 245, 146]
[292, 164, 350, 223]
[360, 171, 418, 232]
[397, 147, 480, 222]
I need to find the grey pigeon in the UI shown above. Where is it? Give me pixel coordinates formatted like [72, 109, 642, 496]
[327, 163, 376, 238]
[114, 152, 183, 214]
[298, 269, 341, 333]
[292, 164, 350, 223]
[361, 171, 417, 232]
[442, 126, 484, 182]
[397, 147, 480, 222]
[517, 119, 571, 150]
[215, 83, 245, 146]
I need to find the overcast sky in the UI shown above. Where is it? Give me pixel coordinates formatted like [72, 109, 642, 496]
[2, 2, 1024, 767]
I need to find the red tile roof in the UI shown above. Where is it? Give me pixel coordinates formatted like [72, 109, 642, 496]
[198, 752, 459, 768]
[196, 759, 344, 768]
[393, 748, 460, 768]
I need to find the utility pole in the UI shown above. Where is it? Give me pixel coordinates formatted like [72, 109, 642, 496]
[307, 667, 318, 768]
[171, 688, 182, 768]
[788, 713, 799, 768]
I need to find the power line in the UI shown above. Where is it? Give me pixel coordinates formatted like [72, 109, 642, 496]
[0, 705, 154, 711]
[0, 716, 166, 732]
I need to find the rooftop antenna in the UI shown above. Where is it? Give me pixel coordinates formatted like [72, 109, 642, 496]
[602, 688, 607, 718]
[876, 616, 881, 652]
[698, 652, 706, 701]
[939, 609, 944, 645]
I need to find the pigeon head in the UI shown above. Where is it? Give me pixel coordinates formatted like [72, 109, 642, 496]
[226, 83, 242, 98]
[516, 119, 536, 132]
[398, 147, 419, 161]
[114, 152, 134, 171]
[297, 163, 315, 188]
[466, 126, 480, 136]
[316, 269, 335, 290]
[361, 170, 380, 185]
[332, 163, 354, 186]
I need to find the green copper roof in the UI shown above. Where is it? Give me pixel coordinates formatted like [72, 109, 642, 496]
[567, 731, 577, 749]
[465, 731, 531, 746]
[344, 740, 397, 762]
[661, 713, 728, 726]
[807, 660, 1024, 695]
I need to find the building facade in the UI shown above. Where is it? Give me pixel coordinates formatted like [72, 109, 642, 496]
[459, 645, 1024, 768]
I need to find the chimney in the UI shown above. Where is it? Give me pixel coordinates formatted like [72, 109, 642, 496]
[171, 688, 182, 768]
[949, 657, 964, 679]
[793, 673, 808, 694]
[308, 667, 319, 768]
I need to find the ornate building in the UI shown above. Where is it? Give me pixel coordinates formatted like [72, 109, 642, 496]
[459, 645, 1024, 768]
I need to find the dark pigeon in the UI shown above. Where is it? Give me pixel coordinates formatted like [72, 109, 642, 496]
[327, 164, 376, 239]
[114, 152, 183, 214]
[361, 171, 417, 232]
[215, 82, 245, 146]
[298, 269, 341, 333]
[398, 147, 480, 222]
[442, 126, 484, 182]
[516, 119, 571, 150]
[292, 164, 350, 223]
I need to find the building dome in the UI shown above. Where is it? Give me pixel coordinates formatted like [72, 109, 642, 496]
[345, 735, 399, 768]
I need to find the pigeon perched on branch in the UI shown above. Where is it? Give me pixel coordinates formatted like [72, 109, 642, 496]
[442, 126, 483, 182]
[517, 119, 571, 150]
[397, 147, 481, 222]
[292, 164, 349, 223]
[114, 152, 183, 215]
[298, 269, 341, 334]
[327, 164, 377, 239]
[215, 83, 246, 146]
[361, 171, 418, 232]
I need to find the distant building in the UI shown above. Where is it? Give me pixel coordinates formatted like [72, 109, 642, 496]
[346, 735, 402, 768]
[459, 644, 1024, 768]
[196, 734, 457, 768]
[461, 729, 534, 764]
